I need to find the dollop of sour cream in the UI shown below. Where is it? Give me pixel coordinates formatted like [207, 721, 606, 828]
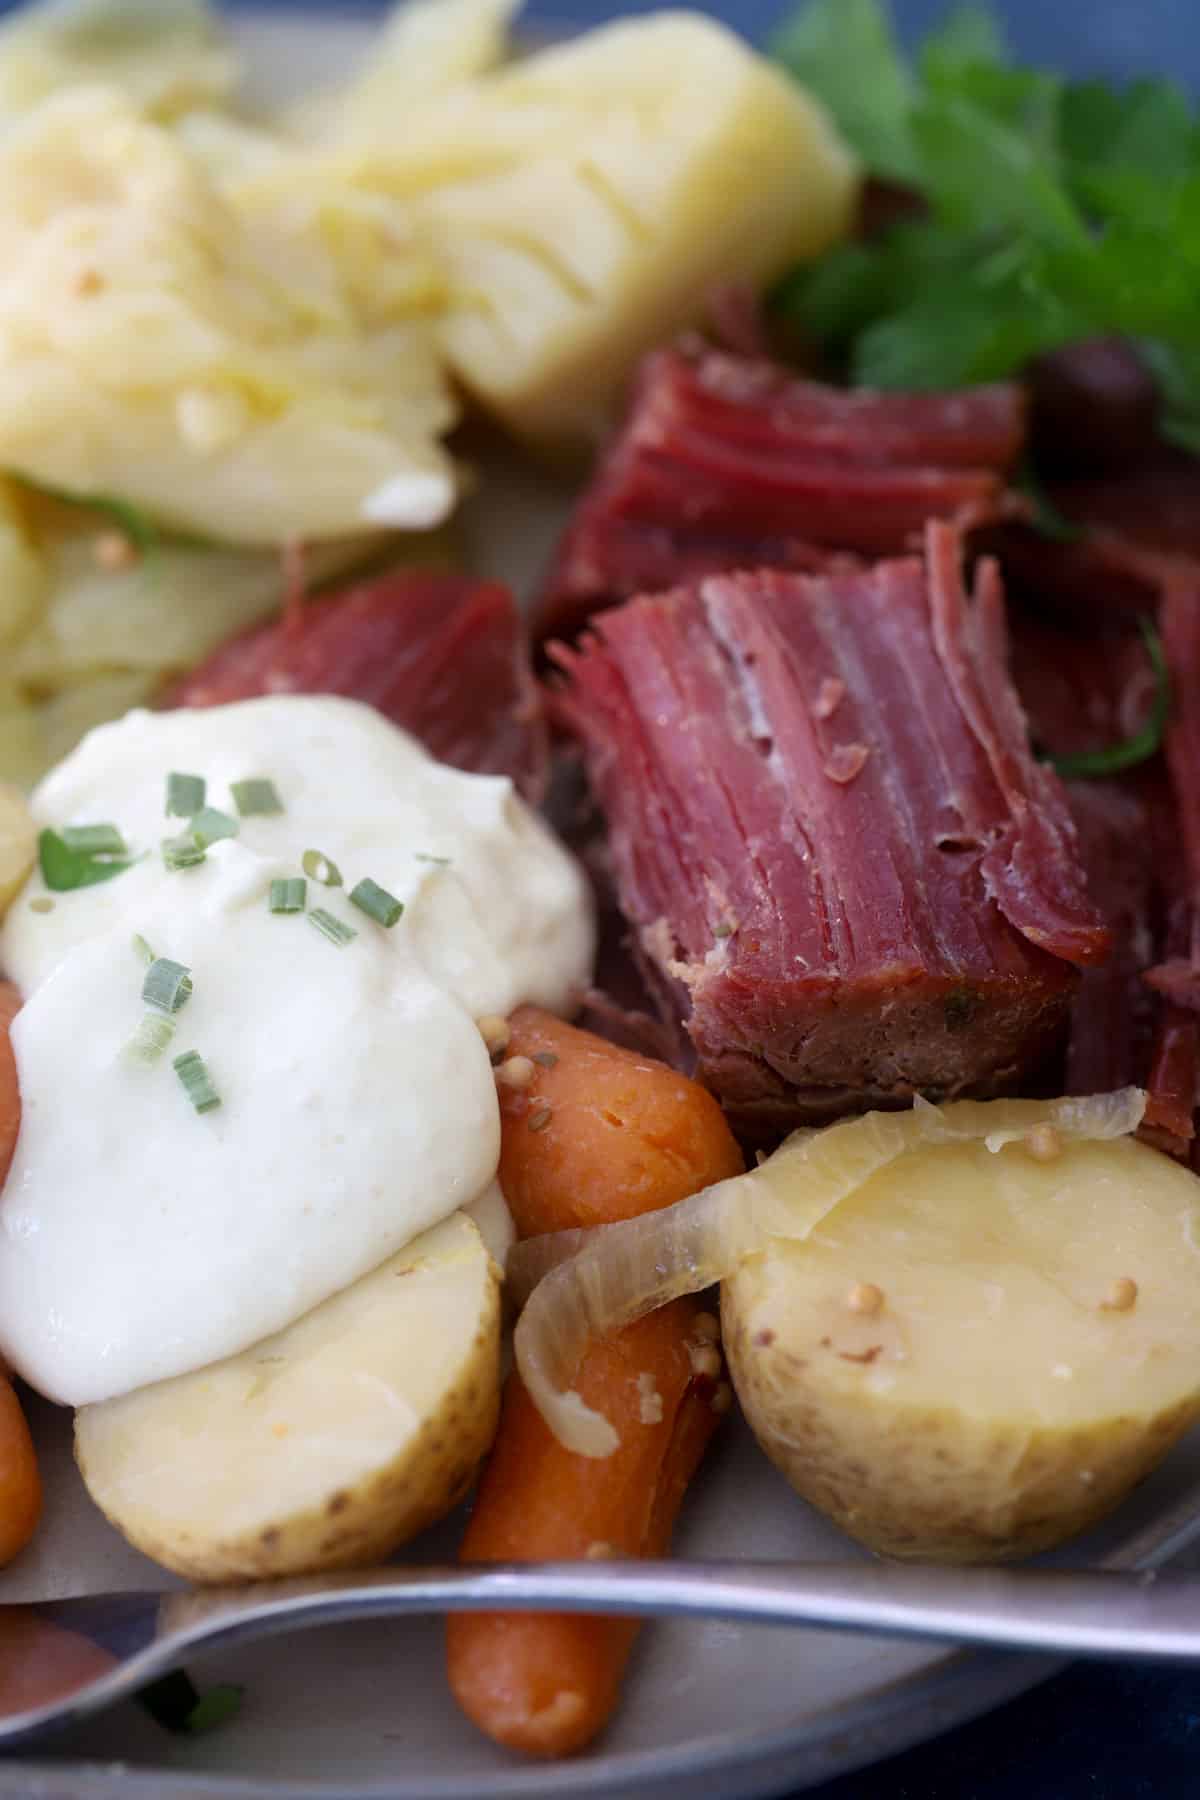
[0, 696, 593, 1406]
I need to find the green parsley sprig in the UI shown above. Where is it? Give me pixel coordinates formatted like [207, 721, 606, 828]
[770, 0, 1200, 452]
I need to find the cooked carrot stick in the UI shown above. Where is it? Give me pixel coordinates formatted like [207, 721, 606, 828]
[0, 982, 20, 1190]
[448, 1012, 742, 1756]
[447, 1297, 725, 1757]
[494, 1006, 744, 1237]
[0, 1378, 40, 1567]
[0, 984, 40, 1566]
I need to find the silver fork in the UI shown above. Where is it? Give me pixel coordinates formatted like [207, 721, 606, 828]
[7, 1550, 1200, 1751]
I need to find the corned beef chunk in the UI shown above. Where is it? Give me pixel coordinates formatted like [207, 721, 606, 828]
[1011, 613, 1195, 1156]
[552, 523, 1107, 1133]
[535, 342, 1026, 645]
[988, 466, 1200, 631]
[1143, 570, 1200, 1022]
[169, 570, 548, 804]
[1028, 338, 1163, 477]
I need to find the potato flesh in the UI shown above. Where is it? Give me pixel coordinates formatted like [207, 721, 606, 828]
[724, 1133, 1200, 1561]
[75, 1211, 501, 1581]
[323, 15, 858, 449]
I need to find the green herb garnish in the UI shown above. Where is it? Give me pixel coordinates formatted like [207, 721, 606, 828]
[349, 878, 404, 929]
[269, 877, 307, 914]
[132, 933, 156, 965]
[1047, 617, 1170, 778]
[173, 1050, 221, 1114]
[231, 778, 283, 818]
[136, 1670, 243, 1737]
[162, 834, 206, 873]
[59, 823, 127, 857]
[166, 773, 206, 818]
[183, 1684, 244, 1735]
[143, 958, 193, 1015]
[308, 907, 357, 948]
[302, 848, 342, 888]
[187, 807, 238, 849]
[38, 827, 133, 892]
[770, 0, 1200, 451]
[414, 852, 451, 867]
[125, 1013, 177, 1065]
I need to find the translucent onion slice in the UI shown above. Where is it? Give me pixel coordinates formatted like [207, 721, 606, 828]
[512, 1089, 1147, 1459]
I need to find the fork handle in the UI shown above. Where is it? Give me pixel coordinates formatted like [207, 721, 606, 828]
[155, 1559, 1200, 1664]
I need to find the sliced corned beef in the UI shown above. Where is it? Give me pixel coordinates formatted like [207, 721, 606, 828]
[1142, 569, 1200, 1017]
[535, 343, 1026, 645]
[1008, 611, 1194, 1155]
[168, 569, 548, 804]
[551, 522, 1106, 1132]
[988, 465, 1200, 630]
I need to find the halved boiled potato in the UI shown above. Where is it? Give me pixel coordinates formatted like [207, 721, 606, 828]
[723, 1121, 1200, 1563]
[75, 1211, 501, 1582]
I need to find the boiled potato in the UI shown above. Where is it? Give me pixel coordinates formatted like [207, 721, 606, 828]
[34, 671, 162, 773]
[295, 0, 519, 143]
[313, 13, 858, 449]
[0, 0, 238, 125]
[0, 481, 48, 651]
[10, 533, 398, 688]
[75, 1211, 501, 1582]
[723, 1115, 1200, 1563]
[0, 783, 36, 919]
[0, 88, 459, 549]
[0, 690, 46, 794]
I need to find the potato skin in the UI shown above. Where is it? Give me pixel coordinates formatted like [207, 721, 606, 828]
[102, 1295, 500, 1584]
[722, 1263, 1200, 1564]
[75, 1216, 501, 1583]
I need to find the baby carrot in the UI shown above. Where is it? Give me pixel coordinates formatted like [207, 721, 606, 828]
[447, 1297, 726, 1758]
[494, 1006, 744, 1237]
[0, 1378, 40, 1567]
[448, 1012, 742, 1756]
[0, 983, 40, 1566]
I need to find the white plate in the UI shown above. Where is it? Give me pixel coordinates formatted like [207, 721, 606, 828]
[4, 11, 1200, 1798]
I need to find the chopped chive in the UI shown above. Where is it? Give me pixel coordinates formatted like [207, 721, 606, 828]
[308, 907, 357, 948]
[135, 1670, 243, 1737]
[38, 827, 133, 892]
[302, 848, 342, 887]
[132, 933, 155, 965]
[1047, 619, 1171, 779]
[183, 1685, 244, 1735]
[173, 1050, 221, 1114]
[60, 823, 126, 857]
[125, 1012, 176, 1065]
[166, 772, 205, 818]
[188, 807, 239, 849]
[231, 777, 283, 818]
[162, 833, 206, 872]
[269, 877, 307, 915]
[414, 852, 451, 867]
[349, 878, 404, 929]
[143, 958, 193, 1014]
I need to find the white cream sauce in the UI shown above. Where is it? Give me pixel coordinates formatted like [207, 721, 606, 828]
[0, 696, 592, 1405]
